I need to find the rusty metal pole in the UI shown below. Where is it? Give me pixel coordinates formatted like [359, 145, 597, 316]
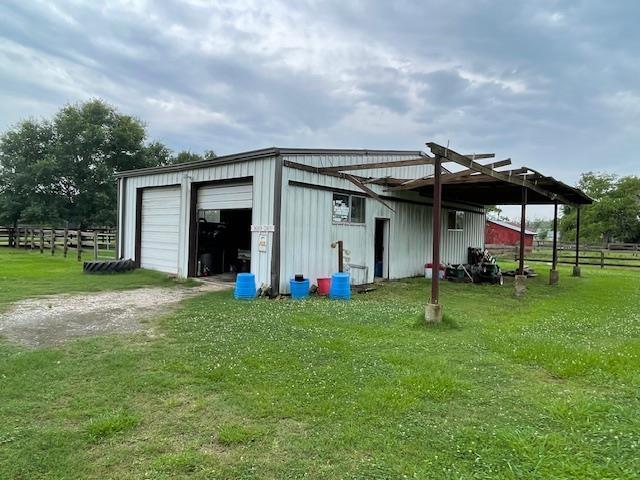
[552, 201, 558, 270]
[549, 200, 559, 285]
[518, 187, 527, 275]
[431, 155, 442, 304]
[337, 240, 344, 273]
[573, 207, 581, 276]
[426, 155, 443, 322]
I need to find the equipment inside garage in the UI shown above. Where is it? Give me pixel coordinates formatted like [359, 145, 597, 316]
[193, 183, 253, 279]
[195, 208, 251, 277]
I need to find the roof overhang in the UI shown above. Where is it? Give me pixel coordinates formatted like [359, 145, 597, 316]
[385, 143, 592, 206]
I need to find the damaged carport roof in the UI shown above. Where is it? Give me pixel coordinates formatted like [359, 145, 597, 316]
[389, 143, 593, 206]
[408, 174, 592, 205]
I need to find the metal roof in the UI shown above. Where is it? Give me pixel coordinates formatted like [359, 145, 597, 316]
[115, 147, 426, 178]
[487, 219, 537, 235]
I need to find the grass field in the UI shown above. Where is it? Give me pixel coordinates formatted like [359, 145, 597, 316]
[0, 250, 639, 478]
[0, 249, 180, 311]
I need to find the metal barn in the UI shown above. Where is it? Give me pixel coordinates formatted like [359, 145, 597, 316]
[116, 148, 486, 294]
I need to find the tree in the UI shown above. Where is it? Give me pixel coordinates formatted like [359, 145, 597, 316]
[0, 99, 183, 228]
[0, 119, 56, 226]
[560, 172, 640, 244]
[171, 150, 203, 164]
[51, 99, 152, 227]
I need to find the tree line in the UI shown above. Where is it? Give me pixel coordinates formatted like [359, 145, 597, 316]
[560, 172, 640, 245]
[0, 99, 215, 229]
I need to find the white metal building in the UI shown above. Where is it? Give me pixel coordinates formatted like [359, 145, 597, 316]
[116, 148, 486, 294]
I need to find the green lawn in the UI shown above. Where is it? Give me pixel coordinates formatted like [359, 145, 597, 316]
[0, 249, 180, 310]
[0, 251, 639, 478]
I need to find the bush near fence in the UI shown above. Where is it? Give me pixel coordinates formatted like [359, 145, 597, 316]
[0, 226, 116, 260]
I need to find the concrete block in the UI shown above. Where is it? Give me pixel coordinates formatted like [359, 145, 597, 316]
[514, 275, 527, 297]
[572, 266, 581, 277]
[549, 269, 559, 285]
[425, 303, 443, 323]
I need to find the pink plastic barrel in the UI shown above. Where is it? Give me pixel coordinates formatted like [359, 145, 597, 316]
[317, 277, 331, 296]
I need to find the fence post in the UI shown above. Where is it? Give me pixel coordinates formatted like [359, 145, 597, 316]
[15, 228, 20, 248]
[600, 250, 605, 269]
[50, 229, 55, 255]
[77, 230, 82, 262]
[93, 231, 98, 260]
[39, 228, 44, 254]
[63, 228, 68, 258]
[30, 228, 35, 250]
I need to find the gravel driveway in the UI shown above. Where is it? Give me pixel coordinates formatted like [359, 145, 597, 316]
[0, 283, 228, 348]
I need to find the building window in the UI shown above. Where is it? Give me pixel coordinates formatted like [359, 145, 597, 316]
[448, 210, 464, 230]
[333, 193, 366, 224]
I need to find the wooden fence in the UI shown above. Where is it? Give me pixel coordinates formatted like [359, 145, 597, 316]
[487, 243, 640, 269]
[0, 226, 116, 261]
[535, 240, 640, 255]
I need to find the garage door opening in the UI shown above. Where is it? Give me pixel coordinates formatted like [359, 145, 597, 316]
[195, 208, 252, 280]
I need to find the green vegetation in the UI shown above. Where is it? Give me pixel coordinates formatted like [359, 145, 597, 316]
[0, 99, 216, 228]
[0, 249, 178, 310]
[0, 251, 639, 478]
[561, 172, 640, 244]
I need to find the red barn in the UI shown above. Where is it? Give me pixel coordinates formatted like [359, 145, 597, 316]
[485, 219, 536, 250]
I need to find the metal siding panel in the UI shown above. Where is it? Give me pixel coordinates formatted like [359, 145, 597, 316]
[197, 184, 253, 210]
[141, 186, 181, 274]
[279, 154, 486, 293]
[121, 158, 275, 284]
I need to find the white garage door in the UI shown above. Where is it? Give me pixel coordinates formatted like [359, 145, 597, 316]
[197, 183, 252, 210]
[141, 186, 181, 274]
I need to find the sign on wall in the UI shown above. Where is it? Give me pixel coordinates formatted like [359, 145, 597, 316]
[258, 234, 268, 253]
[251, 225, 275, 232]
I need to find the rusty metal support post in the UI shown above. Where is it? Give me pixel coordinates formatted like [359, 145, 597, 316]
[549, 200, 559, 285]
[426, 155, 443, 322]
[573, 207, 581, 276]
[552, 201, 558, 270]
[337, 240, 344, 272]
[431, 155, 442, 305]
[518, 187, 527, 275]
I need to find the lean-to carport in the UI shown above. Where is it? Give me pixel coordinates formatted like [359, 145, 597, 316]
[283, 141, 592, 321]
[392, 142, 592, 322]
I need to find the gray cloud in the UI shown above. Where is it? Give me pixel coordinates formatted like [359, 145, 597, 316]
[1, 0, 638, 211]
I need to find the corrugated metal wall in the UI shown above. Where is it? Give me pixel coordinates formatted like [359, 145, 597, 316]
[296, 152, 433, 180]
[121, 157, 276, 285]
[120, 150, 484, 292]
[279, 153, 485, 293]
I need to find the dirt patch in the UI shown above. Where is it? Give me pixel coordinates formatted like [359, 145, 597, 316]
[0, 283, 228, 348]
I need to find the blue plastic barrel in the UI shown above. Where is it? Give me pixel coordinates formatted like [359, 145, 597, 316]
[234, 272, 257, 300]
[290, 279, 310, 300]
[329, 272, 351, 300]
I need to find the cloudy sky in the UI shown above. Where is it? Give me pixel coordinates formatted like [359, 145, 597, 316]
[1, 1, 638, 217]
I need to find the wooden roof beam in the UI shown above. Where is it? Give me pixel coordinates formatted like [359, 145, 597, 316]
[344, 174, 395, 213]
[463, 153, 495, 160]
[385, 158, 511, 191]
[426, 143, 575, 205]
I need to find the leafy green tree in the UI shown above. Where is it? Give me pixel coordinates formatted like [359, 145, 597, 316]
[51, 99, 152, 227]
[561, 172, 640, 244]
[171, 150, 203, 164]
[0, 119, 56, 226]
[0, 99, 195, 228]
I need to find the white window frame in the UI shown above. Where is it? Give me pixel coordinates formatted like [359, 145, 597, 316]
[447, 210, 465, 231]
[332, 192, 366, 225]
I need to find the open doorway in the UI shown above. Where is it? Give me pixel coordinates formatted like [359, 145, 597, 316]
[374, 218, 389, 280]
[195, 208, 251, 281]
